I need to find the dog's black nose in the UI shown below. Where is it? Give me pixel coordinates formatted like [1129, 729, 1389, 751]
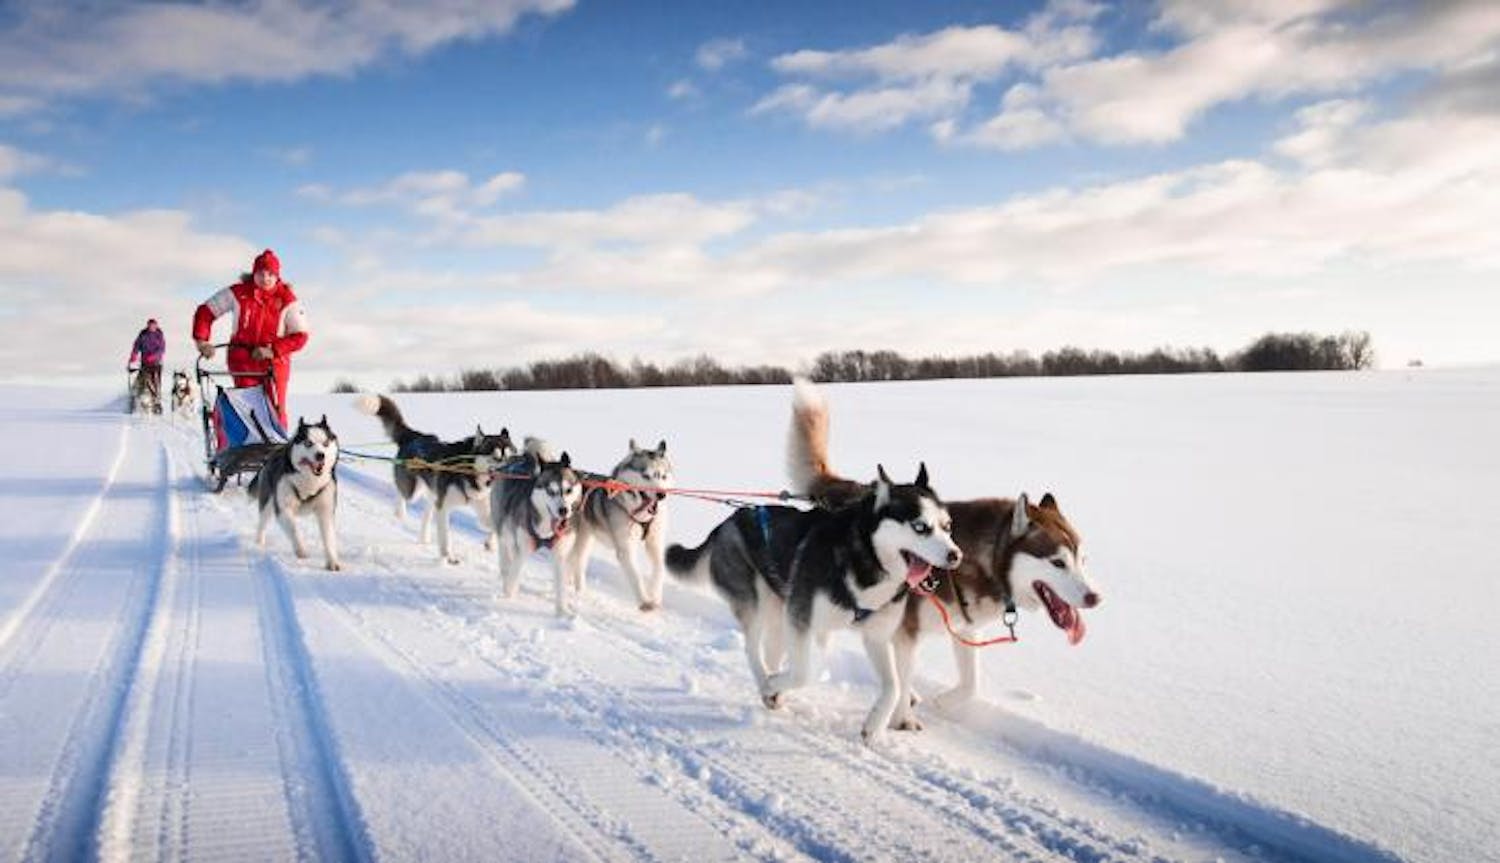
[946, 549, 961, 566]
[314, 451, 326, 462]
[1082, 592, 1100, 608]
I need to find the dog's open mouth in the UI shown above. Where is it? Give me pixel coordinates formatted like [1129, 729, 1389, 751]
[1034, 581, 1086, 645]
[900, 550, 935, 589]
[300, 458, 326, 477]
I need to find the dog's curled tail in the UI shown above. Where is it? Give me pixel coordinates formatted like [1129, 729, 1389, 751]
[665, 541, 712, 585]
[354, 394, 413, 444]
[787, 377, 833, 494]
[523, 436, 558, 462]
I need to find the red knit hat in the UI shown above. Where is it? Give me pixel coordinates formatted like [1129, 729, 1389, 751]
[252, 249, 281, 277]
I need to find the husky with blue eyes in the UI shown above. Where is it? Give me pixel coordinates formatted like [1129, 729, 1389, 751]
[566, 439, 675, 611]
[666, 461, 962, 743]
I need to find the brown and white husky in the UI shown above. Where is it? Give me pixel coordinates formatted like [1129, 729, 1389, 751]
[786, 379, 1101, 728]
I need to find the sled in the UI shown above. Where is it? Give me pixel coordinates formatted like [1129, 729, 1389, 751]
[195, 343, 286, 492]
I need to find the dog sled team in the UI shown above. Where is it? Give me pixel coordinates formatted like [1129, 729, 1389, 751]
[232, 378, 1098, 743]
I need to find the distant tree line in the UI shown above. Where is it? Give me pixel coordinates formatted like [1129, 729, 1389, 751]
[329, 330, 1374, 393]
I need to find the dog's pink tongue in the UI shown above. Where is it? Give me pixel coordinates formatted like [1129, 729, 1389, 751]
[905, 558, 932, 588]
[1066, 611, 1087, 646]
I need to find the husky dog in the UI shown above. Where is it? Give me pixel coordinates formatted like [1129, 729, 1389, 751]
[566, 439, 674, 611]
[492, 440, 585, 617]
[169, 370, 196, 417]
[356, 394, 516, 563]
[248, 416, 342, 571]
[130, 368, 162, 415]
[667, 465, 962, 742]
[786, 379, 1100, 723]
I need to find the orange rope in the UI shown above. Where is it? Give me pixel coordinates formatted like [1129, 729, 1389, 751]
[923, 591, 1019, 648]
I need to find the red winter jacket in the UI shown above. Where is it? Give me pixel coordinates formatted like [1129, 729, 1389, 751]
[191, 279, 309, 370]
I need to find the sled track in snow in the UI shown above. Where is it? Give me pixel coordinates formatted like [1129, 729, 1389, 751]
[252, 553, 375, 862]
[9, 436, 172, 860]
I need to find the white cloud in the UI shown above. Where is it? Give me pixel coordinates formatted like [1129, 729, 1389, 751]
[0, 144, 58, 180]
[754, 2, 1100, 134]
[0, 0, 575, 110]
[696, 38, 749, 71]
[264, 146, 314, 167]
[302, 170, 526, 220]
[988, 0, 1500, 147]
[666, 79, 699, 100]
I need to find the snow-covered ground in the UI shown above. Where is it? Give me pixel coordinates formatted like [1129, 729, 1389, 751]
[0, 370, 1494, 862]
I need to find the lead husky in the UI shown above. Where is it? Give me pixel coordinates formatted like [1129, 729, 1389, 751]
[248, 416, 342, 571]
[356, 394, 516, 563]
[667, 465, 961, 742]
[492, 440, 585, 617]
[566, 439, 674, 611]
[786, 379, 1100, 724]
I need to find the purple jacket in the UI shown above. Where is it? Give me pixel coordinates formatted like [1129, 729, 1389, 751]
[130, 329, 165, 366]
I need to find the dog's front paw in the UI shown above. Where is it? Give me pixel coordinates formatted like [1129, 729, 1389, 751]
[860, 727, 886, 746]
[442, 555, 461, 566]
[294, 548, 310, 560]
[326, 560, 343, 572]
[638, 600, 660, 612]
[761, 689, 784, 710]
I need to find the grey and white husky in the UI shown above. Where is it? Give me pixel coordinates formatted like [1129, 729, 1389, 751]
[492, 440, 585, 617]
[786, 378, 1100, 722]
[666, 465, 962, 742]
[566, 439, 674, 611]
[248, 416, 342, 571]
[356, 394, 516, 563]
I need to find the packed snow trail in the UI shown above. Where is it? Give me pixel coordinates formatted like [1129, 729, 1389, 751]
[0, 397, 1419, 862]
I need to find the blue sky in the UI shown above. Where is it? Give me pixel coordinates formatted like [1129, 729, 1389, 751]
[2, 0, 1498, 389]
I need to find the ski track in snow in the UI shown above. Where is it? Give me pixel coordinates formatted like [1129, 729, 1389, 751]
[0, 413, 1410, 862]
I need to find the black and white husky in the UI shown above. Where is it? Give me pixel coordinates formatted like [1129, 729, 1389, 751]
[566, 439, 674, 611]
[356, 394, 516, 563]
[492, 440, 585, 617]
[248, 416, 342, 571]
[667, 466, 962, 742]
[787, 378, 1101, 721]
[169, 370, 195, 417]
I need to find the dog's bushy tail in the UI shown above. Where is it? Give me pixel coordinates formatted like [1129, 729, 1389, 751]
[787, 377, 835, 495]
[665, 541, 712, 585]
[355, 394, 416, 445]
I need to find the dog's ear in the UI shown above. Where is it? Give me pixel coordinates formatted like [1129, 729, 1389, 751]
[874, 464, 892, 510]
[559, 451, 571, 468]
[319, 414, 329, 428]
[1039, 492, 1058, 511]
[1012, 493, 1031, 537]
[629, 437, 639, 452]
[656, 439, 667, 456]
[914, 462, 930, 490]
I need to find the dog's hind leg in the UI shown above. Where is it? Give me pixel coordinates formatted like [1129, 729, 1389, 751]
[763, 598, 787, 672]
[761, 623, 816, 709]
[472, 494, 497, 551]
[394, 468, 417, 520]
[566, 533, 593, 596]
[859, 633, 902, 744]
[608, 522, 653, 610]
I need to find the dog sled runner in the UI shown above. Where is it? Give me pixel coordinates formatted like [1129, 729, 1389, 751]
[195, 343, 287, 492]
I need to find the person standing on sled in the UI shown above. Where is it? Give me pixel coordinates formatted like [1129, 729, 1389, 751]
[191, 249, 309, 427]
[128, 318, 166, 412]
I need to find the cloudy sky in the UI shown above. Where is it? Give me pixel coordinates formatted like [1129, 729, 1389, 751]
[2, 0, 1497, 390]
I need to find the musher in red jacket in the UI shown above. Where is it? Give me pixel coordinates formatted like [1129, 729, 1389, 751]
[192, 249, 309, 427]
